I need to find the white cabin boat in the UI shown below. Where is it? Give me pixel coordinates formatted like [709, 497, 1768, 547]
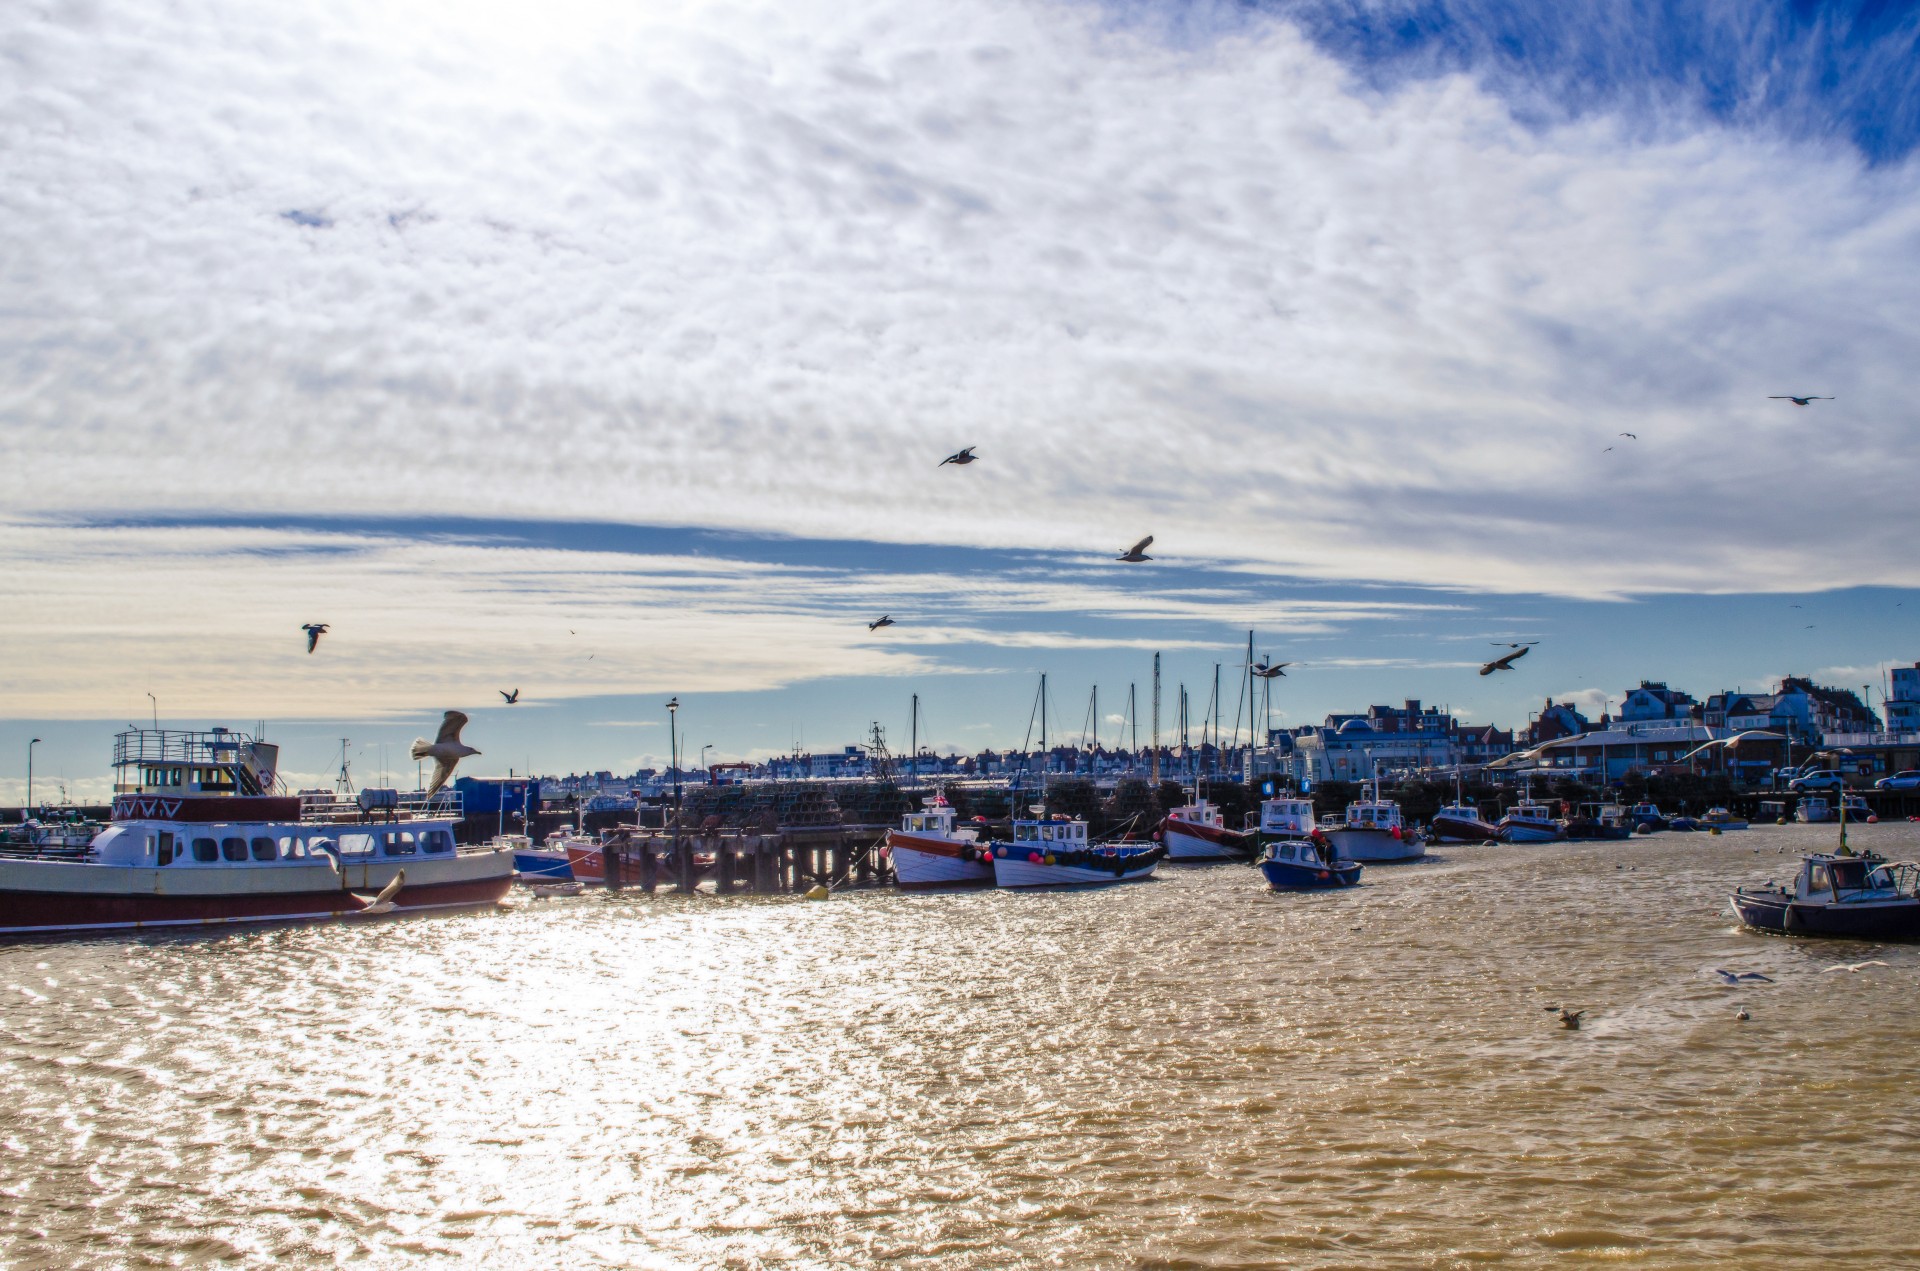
[886, 796, 993, 889]
[1326, 799, 1425, 862]
[1498, 802, 1565, 844]
[1160, 794, 1254, 861]
[0, 726, 514, 935]
[990, 817, 1163, 887]
[1797, 797, 1833, 824]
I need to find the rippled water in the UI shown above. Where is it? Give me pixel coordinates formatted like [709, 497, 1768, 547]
[6, 823, 1920, 1268]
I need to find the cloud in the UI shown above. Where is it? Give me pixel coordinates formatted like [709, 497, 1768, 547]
[1, 0, 1917, 608]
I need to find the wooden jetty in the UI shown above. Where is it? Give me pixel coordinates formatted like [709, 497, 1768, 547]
[584, 823, 893, 894]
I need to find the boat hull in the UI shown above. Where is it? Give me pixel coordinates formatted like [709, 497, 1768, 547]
[1161, 818, 1253, 861]
[1327, 828, 1425, 862]
[1429, 813, 1500, 844]
[992, 852, 1160, 888]
[1731, 890, 1920, 939]
[0, 852, 514, 936]
[888, 831, 994, 889]
[1259, 857, 1361, 890]
[1497, 822, 1564, 844]
[513, 849, 575, 881]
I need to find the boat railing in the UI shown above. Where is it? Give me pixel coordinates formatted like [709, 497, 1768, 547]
[113, 727, 262, 767]
[296, 790, 465, 823]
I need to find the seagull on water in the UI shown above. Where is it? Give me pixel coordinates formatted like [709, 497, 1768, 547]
[302, 623, 329, 653]
[411, 711, 479, 798]
[1252, 660, 1290, 679]
[938, 446, 977, 467]
[868, 615, 895, 631]
[1769, 396, 1832, 406]
[1711, 969, 1774, 985]
[1823, 960, 1890, 973]
[1479, 646, 1530, 676]
[1116, 535, 1153, 563]
[1556, 1008, 1585, 1030]
[500, 689, 520, 704]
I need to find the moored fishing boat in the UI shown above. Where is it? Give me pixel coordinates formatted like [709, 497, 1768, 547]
[1159, 792, 1254, 861]
[887, 795, 994, 889]
[1628, 803, 1669, 832]
[1564, 802, 1634, 840]
[1325, 794, 1424, 862]
[1254, 797, 1360, 890]
[1796, 797, 1833, 824]
[1497, 801, 1565, 844]
[990, 816, 1164, 887]
[1429, 802, 1501, 844]
[0, 724, 513, 936]
[1731, 852, 1920, 937]
[510, 827, 587, 881]
[1700, 807, 1748, 831]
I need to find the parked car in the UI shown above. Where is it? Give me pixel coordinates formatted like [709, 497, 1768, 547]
[1875, 770, 1920, 790]
[1789, 770, 1846, 792]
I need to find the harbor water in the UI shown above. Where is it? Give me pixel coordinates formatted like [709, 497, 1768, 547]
[5, 823, 1919, 1267]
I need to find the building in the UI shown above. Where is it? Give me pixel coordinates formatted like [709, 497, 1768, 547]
[1453, 723, 1515, 767]
[1523, 699, 1590, 747]
[1886, 663, 1920, 733]
[1289, 705, 1459, 784]
[1617, 681, 1698, 723]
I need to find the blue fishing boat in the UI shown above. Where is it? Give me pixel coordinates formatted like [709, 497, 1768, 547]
[1731, 851, 1920, 938]
[1254, 797, 1361, 890]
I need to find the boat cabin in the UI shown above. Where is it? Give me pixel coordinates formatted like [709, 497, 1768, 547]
[1793, 853, 1915, 902]
[116, 726, 281, 798]
[86, 821, 459, 867]
[1343, 801, 1402, 831]
[1264, 837, 1333, 866]
[1755, 800, 1787, 823]
[1012, 817, 1089, 847]
[901, 798, 975, 840]
[1508, 802, 1557, 823]
[1259, 799, 1316, 836]
[1169, 795, 1224, 827]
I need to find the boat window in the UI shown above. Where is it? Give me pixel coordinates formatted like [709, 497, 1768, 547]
[384, 831, 416, 856]
[192, 837, 218, 862]
[336, 832, 376, 856]
[221, 837, 246, 862]
[1809, 865, 1830, 893]
[421, 830, 452, 853]
[157, 832, 174, 866]
[250, 836, 276, 861]
[279, 835, 302, 857]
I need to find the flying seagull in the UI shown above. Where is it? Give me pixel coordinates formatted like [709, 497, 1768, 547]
[1769, 396, 1832, 406]
[1822, 960, 1889, 973]
[1491, 641, 1539, 649]
[1116, 535, 1154, 563]
[411, 711, 479, 798]
[500, 689, 520, 704]
[302, 623, 329, 653]
[1619, 432, 1637, 439]
[1479, 646, 1530, 676]
[357, 870, 405, 916]
[1711, 969, 1774, 985]
[1602, 446, 1614, 452]
[1252, 661, 1290, 679]
[938, 446, 977, 467]
[868, 615, 895, 631]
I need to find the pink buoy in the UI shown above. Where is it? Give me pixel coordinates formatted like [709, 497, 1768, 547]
[1028, 851, 1042, 864]
[1867, 814, 1880, 824]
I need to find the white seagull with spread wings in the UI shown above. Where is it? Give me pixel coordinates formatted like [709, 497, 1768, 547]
[411, 711, 480, 797]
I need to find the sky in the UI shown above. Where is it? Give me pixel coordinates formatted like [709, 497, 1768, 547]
[4, 0, 1920, 800]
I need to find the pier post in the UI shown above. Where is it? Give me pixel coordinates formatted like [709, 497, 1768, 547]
[603, 841, 622, 891]
[717, 836, 736, 894]
[640, 837, 658, 893]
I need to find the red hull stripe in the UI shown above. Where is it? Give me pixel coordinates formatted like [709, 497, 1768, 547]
[0, 876, 512, 934]
[111, 795, 305, 823]
[1161, 817, 1250, 846]
[886, 832, 973, 860]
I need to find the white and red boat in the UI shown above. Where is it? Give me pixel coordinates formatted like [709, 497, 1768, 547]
[0, 725, 513, 936]
[1159, 793, 1254, 861]
[886, 796, 993, 889]
[990, 816, 1164, 887]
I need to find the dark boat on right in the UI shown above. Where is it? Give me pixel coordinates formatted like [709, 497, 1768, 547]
[1731, 851, 1920, 939]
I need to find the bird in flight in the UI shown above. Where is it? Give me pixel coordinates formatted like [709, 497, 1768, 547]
[868, 615, 895, 631]
[411, 711, 479, 797]
[1252, 660, 1290, 679]
[1619, 432, 1637, 439]
[1769, 396, 1832, 406]
[302, 623, 329, 653]
[1116, 535, 1154, 563]
[1711, 969, 1773, 985]
[1822, 960, 1889, 974]
[1479, 646, 1531, 676]
[1602, 446, 1614, 452]
[500, 689, 520, 704]
[1491, 641, 1539, 649]
[938, 446, 977, 467]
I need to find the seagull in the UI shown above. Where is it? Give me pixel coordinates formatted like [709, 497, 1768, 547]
[411, 711, 479, 797]
[1116, 535, 1154, 563]
[357, 870, 405, 916]
[1491, 641, 1539, 649]
[1822, 960, 1890, 973]
[938, 446, 977, 467]
[1769, 396, 1832, 406]
[500, 689, 520, 704]
[1619, 432, 1637, 439]
[868, 615, 895, 631]
[1479, 646, 1530, 676]
[1736, 1009, 1751, 1022]
[301, 623, 329, 653]
[1602, 446, 1614, 452]
[1556, 1008, 1585, 1030]
[1252, 661, 1290, 679]
[1711, 969, 1774, 985]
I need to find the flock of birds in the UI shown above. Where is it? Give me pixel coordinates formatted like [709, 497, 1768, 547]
[1601, 395, 1830, 452]
[1552, 959, 1894, 1032]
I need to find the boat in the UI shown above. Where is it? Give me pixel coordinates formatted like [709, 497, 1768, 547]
[1429, 803, 1501, 844]
[1842, 794, 1873, 822]
[1700, 807, 1748, 831]
[509, 827, 589, 881]
[1325, 792, 1425, 862]
[989, 816, 1164, 887]
[1797, 797, 1833, 824]
[1254, 797, 1360, 889]
[1564, 802, 1633, 840]
[1159, 791, 1255, 861]
[1668, 815, 1701, 832]
[1497, 801, 1566, 844]
[1753, 800, 1788, 825]
[886, 795, 994, 889]
[0, 725, 514, 936]
[1732, 851, 1920, 937]
[1627, 803, 1669, 832]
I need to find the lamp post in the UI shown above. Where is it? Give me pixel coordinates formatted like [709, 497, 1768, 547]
[27, 738, 41, 813]
[700, 744, 713, 785]
[666, 697, 680, 809]
[146, 693, 157, 730]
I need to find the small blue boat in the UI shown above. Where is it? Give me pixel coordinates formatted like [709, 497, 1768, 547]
[1255, 797, 1362, 890]
[1732, 851, 1920, 938]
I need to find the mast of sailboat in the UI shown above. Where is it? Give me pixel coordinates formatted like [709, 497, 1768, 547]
[1151, 652, 1161, 784]
[1211, 663, 1222, 776]
[1129, 683, 1138, 765]
[1246, 630, 1256, 784]
[910, 693, 919, 784]
[1039, 671, 1048, 810]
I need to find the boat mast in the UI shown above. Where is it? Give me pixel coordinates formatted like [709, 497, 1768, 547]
[1246, 630, 1256, 784]
[910, 694, 919, 783]
[1151, 652, 1161, 784]
[1212, 664, 1222, 776]
[1039, 672, 1048, 810]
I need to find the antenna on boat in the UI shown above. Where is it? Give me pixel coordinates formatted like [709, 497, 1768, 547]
[334, 738, 353, 794]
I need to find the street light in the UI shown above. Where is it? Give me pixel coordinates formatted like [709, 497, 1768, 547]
[665, 697, 680, 809]
[700, 744, 713, 784]
[27, 738, 41, 813]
